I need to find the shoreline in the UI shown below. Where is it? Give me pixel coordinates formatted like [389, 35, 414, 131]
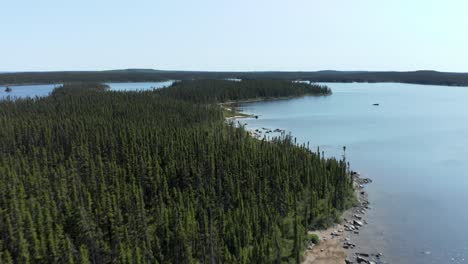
[221, 95, 320, 136]
[219, 93, 330, 107]
[302, 175, 384, 264]
[225, 102, 385, 264]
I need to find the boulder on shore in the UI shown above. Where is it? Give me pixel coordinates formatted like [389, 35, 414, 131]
[356, 255, 368, 263]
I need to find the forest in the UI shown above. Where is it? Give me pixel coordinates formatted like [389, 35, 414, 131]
[2, 69, 468, 86]
[0, 80, 354, 263]
[156, 80, 331, 103]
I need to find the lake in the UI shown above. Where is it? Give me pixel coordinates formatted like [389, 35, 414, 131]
[238, 83, 468, 264]
[0, 81, 175, 99]
[0, 84, 60, 99]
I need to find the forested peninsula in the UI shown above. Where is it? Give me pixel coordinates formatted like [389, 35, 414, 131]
[0, 80, 355, 263]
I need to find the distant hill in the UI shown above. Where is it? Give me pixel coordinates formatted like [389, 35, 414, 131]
[1, 69, 468, 86]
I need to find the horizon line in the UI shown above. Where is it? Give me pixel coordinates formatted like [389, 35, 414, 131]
[1, 69, 468, 74]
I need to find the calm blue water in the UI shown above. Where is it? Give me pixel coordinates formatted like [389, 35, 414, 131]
[239, 83, 468, 264]
[0, 84, 60, 99]
[0, 81, 174, 100]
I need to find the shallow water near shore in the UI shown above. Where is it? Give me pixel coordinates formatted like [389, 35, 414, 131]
[238, 82, 468, 264]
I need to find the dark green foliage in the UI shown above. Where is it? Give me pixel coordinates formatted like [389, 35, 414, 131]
[156, 80, 331, 103]
[307, 234, 320, 244]
[51, 82, 110, 96]
[0, 81, 353, 263]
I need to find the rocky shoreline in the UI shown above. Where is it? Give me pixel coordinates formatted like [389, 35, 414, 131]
[302, 172, 387, 264]
[343, 175, 386, 264]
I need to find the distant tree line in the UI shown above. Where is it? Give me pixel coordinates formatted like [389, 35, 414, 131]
[0, 80, 354, 263]
[2, 69, 468, 86]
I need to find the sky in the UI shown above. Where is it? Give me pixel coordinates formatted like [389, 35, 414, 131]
[1, 0, 468, 72]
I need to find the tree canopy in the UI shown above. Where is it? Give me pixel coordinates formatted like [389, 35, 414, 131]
[0, 80, 354, 263]
[156, 79, 331, 103]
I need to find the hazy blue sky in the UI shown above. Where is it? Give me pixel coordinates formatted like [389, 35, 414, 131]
[2, 0, 467, 72]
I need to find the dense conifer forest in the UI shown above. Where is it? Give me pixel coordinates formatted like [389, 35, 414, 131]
[156, 80, 331, 103]
[0, 80, 354, 263]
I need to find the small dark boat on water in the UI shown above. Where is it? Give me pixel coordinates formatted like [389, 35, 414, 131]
[372, 103, 379, 106]
[4, 86, 12, 92]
